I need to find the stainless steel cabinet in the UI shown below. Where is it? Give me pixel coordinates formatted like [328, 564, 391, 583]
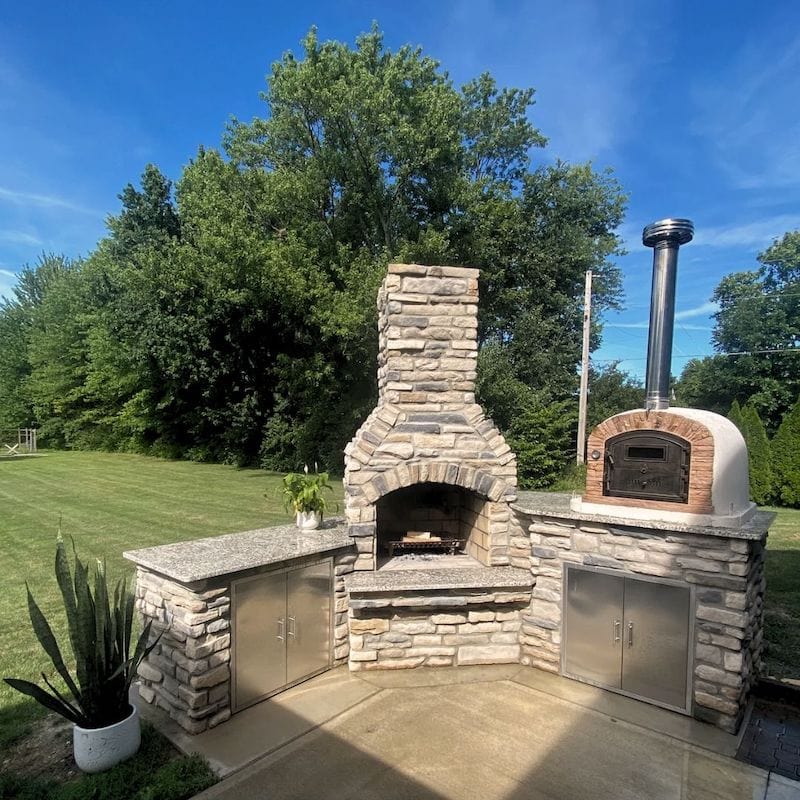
[286, 561, 333, 685]
[232, 559, 332, 712]
[563, 565, 691, 712]
[234, 569, 288, 708]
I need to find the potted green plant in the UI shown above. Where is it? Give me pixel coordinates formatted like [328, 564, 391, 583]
[4, 536, 159, 773]
[282, 465, 336, 530]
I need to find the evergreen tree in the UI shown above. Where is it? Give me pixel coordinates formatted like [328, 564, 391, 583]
[772, 396, 800, 507]
[727, 399, 745, 434]
[741, 402, 774, 505]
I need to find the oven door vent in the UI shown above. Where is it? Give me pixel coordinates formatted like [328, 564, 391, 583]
[603, 432, 690, 503]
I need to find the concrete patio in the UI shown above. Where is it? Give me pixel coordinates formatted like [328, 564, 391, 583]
[141, 665, 800, 800]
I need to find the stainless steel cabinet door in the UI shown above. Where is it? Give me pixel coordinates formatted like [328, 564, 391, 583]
[286, 561, 332, 684]
[621, 578, 690, 709]
[233, 571, 287, 711]
[564, 567, 625, 689]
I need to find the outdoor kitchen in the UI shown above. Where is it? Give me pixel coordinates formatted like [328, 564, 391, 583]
[124, 219, 773, 737]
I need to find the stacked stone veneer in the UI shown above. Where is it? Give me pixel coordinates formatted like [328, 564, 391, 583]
[513, 508, 766, 733]
[135, 550, 354, 734]
[348, 586, 530, 670]
[344, 264, 517, 570]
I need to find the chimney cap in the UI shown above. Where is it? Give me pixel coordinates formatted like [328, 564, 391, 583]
[643, 218, 694, 248]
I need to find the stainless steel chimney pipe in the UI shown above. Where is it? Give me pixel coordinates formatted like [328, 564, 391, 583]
[642, 218, 694, 410]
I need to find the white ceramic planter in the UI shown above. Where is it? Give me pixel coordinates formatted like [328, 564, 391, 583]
[296, 510, 322, 530]
[73, 704, 141, 773]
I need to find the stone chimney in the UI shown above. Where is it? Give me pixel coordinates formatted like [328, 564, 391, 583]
[344, 264, 518, 571]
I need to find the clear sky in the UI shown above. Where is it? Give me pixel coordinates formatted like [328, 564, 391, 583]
[1, 1, 798, 380]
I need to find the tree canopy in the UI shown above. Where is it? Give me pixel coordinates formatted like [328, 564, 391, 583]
[678, 231, 800, 433]
[0, 26, 626, 485]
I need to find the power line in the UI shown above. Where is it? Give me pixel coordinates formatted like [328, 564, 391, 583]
[592, 348, 800, 365]
[607, 290, 800, 312]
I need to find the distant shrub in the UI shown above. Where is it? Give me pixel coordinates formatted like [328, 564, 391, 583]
[741, 402, 773, 505]
[547, 463, 588, 492]
[727, 399, 745, 433]
[772, 396, 800, 508]
[506, 399, 576, 489]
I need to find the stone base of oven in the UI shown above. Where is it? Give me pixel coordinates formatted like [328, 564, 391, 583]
[512, 495, 772, 735]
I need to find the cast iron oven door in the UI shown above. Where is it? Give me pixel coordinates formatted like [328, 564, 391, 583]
[603, 431, 690, 503]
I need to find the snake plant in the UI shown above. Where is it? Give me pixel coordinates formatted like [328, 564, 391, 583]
[4, 536, 159, 729]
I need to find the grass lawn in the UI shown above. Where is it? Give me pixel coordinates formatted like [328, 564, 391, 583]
[761, 505, 800, 680]
[0, 450, 343, 748]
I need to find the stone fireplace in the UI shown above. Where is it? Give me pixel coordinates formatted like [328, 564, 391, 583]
[343, 263, 533, 673]
[344, 263, 518, 571]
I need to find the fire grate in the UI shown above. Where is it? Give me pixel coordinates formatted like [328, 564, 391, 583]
[387, 538, 464, 557]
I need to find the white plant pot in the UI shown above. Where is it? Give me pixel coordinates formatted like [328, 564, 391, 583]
[296, 510, 322, 530]
[73, 704, 141, 773]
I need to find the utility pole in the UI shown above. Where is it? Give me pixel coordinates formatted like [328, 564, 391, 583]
[576, 270, 592, 464]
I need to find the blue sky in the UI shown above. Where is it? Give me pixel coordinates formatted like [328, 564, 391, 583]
[1, 1, 799, 380]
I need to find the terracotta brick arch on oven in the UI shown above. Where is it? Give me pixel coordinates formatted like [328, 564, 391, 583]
[583, 410, 715, 514]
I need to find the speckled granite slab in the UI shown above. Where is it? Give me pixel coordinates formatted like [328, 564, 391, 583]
[514, 491, 774, 541]
[347, 566, 533, 593]
[123, 518, 353, 583]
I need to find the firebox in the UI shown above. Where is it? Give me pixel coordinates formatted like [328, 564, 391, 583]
[603, 431, 690, 503]
[376, 483, 489, 565]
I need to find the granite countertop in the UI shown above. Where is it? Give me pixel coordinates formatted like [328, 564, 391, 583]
[513, 491, 775, 541]
[347, 566, 533, 593]
[123, 518, 353, 583]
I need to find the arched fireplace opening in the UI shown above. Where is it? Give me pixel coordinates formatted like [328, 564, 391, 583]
[376, 482, 491, 569]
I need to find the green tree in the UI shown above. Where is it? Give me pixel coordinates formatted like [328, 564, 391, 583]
[24, 260, 95, 447]
[587, 363, 644, 431]
[476, 342, 576, 487]
[727, 399, 745, 433]
[0, 26, 627, 475]
[0, 255, 74, 432]
[677, 231, 800, 432]
[740, 402, 773, 505]
[772, 395, 800, 507]
[107, 163, 181, 256]
[0, 302, 32, 430]
[226, 25, 626, 471]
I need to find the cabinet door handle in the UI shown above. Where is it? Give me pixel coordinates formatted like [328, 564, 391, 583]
[628, 621, 634, 648]
[287, 616, 296, 638]
[613, 619, 621, 645]
[277, 618, 285, 642]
